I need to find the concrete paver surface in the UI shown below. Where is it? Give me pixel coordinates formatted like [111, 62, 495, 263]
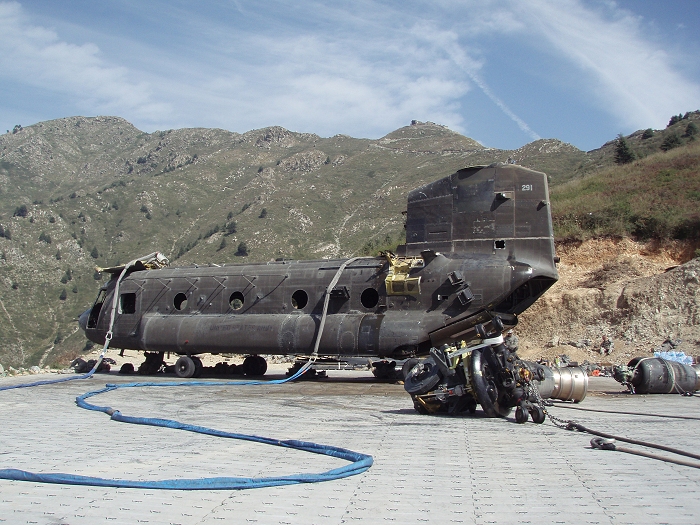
[0, 370, 698, 524]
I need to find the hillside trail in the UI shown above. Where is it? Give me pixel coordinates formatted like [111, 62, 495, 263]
[517, 237, 700, 365]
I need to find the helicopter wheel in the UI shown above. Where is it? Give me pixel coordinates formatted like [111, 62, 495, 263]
[191, 356, 204, 377]
[243, 355, 268, 376]
[175, 356, 196, 378]
[530, 405, 546, 424]
[403, 357, 442, 395]
[471, 349, 512, 418]
[515, 406, 528, 424]
[401, 358, 420, 380]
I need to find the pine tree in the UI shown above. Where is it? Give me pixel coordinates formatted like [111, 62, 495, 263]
[614, 134, 635, 164]
[236, 242, 249, 256]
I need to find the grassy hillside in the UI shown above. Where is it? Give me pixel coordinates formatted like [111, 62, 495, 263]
[551, 139, 700, 241]
[0, 114, 698, 369]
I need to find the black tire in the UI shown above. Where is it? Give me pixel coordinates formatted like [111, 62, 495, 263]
[119, 363, 135, 374]
[191, 356, 204, 378]
[244, 355, 267, 376]
[404, 357, 442, 395]
[402, 358, 420, 380]
[530, 406, 546, 424]
[515, 406, 528, 424]
[175, 356, 196, 378]
[471, 349, 512, 418]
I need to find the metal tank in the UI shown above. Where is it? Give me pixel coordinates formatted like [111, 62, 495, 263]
[614, 357, 700, 394]
[535, 365, 588, 402]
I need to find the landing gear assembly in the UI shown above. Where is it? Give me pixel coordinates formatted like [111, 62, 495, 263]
[172, 354, 268, 378]
[404, 317, 588, 421]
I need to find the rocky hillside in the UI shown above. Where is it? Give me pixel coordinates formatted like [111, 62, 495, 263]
[518, 238, 700, 365]
[0, 115, 698, 369]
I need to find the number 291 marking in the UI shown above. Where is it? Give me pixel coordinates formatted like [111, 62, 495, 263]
[521, 184, 533, 191]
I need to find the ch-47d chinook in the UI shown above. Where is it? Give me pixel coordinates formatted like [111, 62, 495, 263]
[80, 163, 583, 420]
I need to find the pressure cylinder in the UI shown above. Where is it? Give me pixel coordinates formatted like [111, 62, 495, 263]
[534, 365, 588, 403]
[628, 358, 700, 394]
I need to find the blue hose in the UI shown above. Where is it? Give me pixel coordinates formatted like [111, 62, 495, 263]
[0, 254, 373, 488]
[0, 368, 99, 391]
[0, 368, 373, 489]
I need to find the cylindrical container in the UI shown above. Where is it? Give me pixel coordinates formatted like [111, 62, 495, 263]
[534, 364, 588, 403]
[630, 358, 700, 394]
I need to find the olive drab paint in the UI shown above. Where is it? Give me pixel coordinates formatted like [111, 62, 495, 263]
[80, 164, 559, 376]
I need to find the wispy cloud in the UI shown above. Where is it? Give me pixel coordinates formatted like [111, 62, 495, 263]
[0, 0, 698, 149]
[0, 2, 169, 121]
[137, 8, 480, 137]
[410, 19, 541, 141]
[509, 0, 700, 130]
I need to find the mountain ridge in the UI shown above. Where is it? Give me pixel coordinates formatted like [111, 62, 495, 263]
[0, 114, 698, 368]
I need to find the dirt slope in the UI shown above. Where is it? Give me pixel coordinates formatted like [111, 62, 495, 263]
[517, 238, 700, 365]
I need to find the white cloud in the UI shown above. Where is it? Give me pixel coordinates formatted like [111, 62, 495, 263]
[2, 0, 698, 148]
[0, 2, 169, 121]
[509, 0, 700, 130]
[145, 19, 479, 137]
[0, 1, 484, 137]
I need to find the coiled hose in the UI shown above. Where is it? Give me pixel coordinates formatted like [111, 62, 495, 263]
[0, 254, 373, 489]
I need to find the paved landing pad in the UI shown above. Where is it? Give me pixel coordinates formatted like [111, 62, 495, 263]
[1, 369, 699, 525]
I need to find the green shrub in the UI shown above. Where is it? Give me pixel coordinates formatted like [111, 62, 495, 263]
[661, 134, 682, 151]
[668, 114, 683, 127]
[236, 242, 249, 256]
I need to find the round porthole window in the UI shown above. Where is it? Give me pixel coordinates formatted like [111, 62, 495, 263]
[291, 290, 308, 309]
[361, 288, 379, 309]
[174, 292, 188, 311]
[229, 291, 245, 310]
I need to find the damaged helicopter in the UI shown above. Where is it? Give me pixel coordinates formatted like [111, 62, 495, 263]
[79, 163, 576, 418]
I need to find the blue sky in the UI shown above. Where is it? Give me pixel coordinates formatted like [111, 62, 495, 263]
[1, 1, 699, 151]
